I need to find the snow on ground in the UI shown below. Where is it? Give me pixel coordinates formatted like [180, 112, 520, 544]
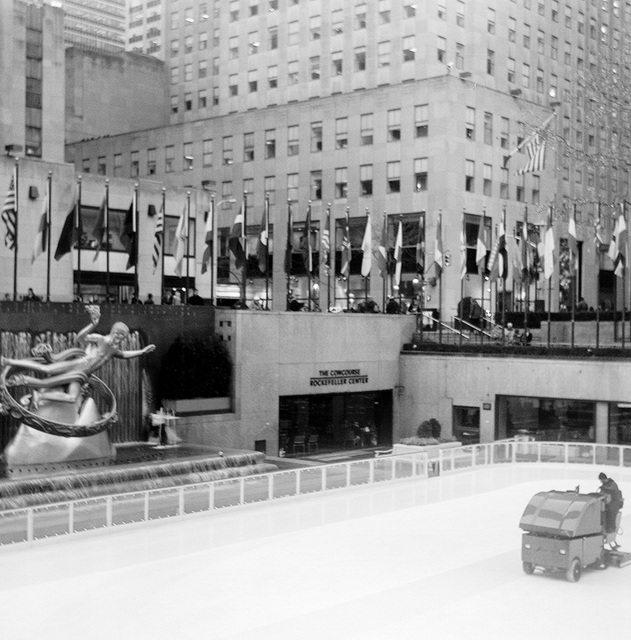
[1, 464, 630, 640]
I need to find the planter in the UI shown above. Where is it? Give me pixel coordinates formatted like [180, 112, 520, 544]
[163, 397, 232, 415]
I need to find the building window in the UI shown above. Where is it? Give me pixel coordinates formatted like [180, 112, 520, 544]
[523, 23, 530, 49]
[147, 148, 156, 175]
[310, 15, 321, 40]
[532, 175, 540, 204]
[264, 176, 275, 205]
[379, 0, 390, 23]
[335, 167, 348, 199]
[170, 66, 179, 84]
[359, 164, 373, 196]
[311, 170, 322, 200]
[466, 107, 475, 140]
[229, 74, 238, 96]
[388, 109, 401, 142]
[288, 21, 299, 45]
[97, 157, 106, 175]
[199, 60, 207, 79]
[265, 129, 276, 159]
[414, 157, 428, 191]
[212, 86, 219, 106]
[202, 139, 212, 166]
[170, 95, 178, 114]
[508, 57, 515, 83]
[170, 39, 179, 56]
[212, 57, 219, 75]
[455, 42, 464, 69]
[355, 3, 367, 29]
[436, 36, 446, 62]
[185, 34, 193, 54]
[229, 0, 239, 21]
[311, 122, 323, 152]
[268, 65, 278, 88]
[536, 67, 544, 93]
[500, 167, 509, 199]
[483, 164, 492, 196]
[456, 0, 464, 26]
[249, 0, 259, 17]
[403, 35, 416, 62]
[355, 47, 366, 71]
[222, 136, 233, 165]
[500, 117, 509, 149]
[437, 1, 446, 19]
[244, 133, 254, 162]
[516, 175, 525, 202]
[551, 36, 558, 60]
[130, 151, 139, 178]
[213, 28, 220, 47]
[487, 7, 495, 33]
[288, 61, 299, 85]
[184, 63, 193, 82]
[165, 146, 174, 173]
[287, 173, 298, 202]
[404, 1, 416, 18]
[335, 118, 348, 149]
[508, 17, 515, 42]
[183, 142, 193, 170]
[483, 112, 493, 145]
[113, 154, 122, 177]
[487, 49, 495, 75]
[310, 56, 321, 79]
[521, 63, 530, 88]
[184, 92, 192, 111]
[249, 31, 259, 55]
[332, 51, 343, 75]
[199, 32, 208, 50]
[248, 69, 258, 93]
[537, 29, 544, 54]
[465, 159, 475, 192]
[288, 125, 299, 156]
[415, 105, 428, 137]
[82, 159, 91, 174]
[229, 36, 238, 59]
[360, 113, 373, 145]
[332, 9, 343, 34]
[378, 41, 390, 67]
[387, 161, 401, 193]
[268, 25, 278, 50]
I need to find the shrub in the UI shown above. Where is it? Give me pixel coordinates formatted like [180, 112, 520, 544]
[158, 334, 232, 400]
[417, 418, 442, 439]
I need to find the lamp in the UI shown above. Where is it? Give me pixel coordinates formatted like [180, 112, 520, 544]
[28, 186, 39, 200]
[510, 88, 522, 97]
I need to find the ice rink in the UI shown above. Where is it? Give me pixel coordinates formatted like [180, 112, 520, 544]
[1, 463, 630, 640]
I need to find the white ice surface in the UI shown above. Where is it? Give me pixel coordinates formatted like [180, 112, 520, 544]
[1, 464, 630, 640]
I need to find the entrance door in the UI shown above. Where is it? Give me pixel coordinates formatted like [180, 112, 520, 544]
[453, 406, 480, 444]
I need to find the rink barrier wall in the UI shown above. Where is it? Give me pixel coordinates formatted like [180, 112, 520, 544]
[1, 440, 630, 547]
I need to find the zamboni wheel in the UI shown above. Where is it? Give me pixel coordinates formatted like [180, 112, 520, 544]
[522, 561, 535, 575]
[566, 558, 581, 582]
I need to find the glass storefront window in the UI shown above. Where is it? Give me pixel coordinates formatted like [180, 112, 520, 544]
[609, 403, 631, 445]
[499, 395, 595, 442]
[453, 406, 480, 444]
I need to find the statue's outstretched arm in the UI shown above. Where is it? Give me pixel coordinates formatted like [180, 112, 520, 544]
[75, 305, 101, 344]
[114, 344, 156, 360]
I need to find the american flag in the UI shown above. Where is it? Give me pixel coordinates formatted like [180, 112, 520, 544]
[152, 201, 164, 274]
[321, 208, 330, 275]
[516, 134, 546, 175]
[2, 169, 17, 250]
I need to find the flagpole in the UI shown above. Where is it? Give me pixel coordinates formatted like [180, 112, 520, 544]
[524, 206, 529, 334]
[105, 179, 110, 301]
[364, 207, 369, 307]
[622, 201, 627, 349]
[480, 206, 486, 342]
[418, 212, 424, 341]
[571, 203, 576, 348]
[459, 213, 464, 348]
[264, 193, 270, 309]
[134, 183, 139, 301]
[46, 171, 52, 301]
[241, 192, 247, 307]
[75, 175, 83, 302]
[12, 160, 19, 301]
[438, 211, 442, 344]
[286, 200, 292, 310]
[596, 202, 601, 348]
[306, 201, 312, 312]
[326, 203, 332, 312]
[382, 212, 387, 313]
[161, 188, 166, 303]
[345, 206, 350, 311]
[547, 205, 553, 348]
[185, 191, 191, 302]
[501, 207, 506, 339]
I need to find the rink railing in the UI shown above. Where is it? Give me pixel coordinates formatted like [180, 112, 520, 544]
[1, 440, 631, 547]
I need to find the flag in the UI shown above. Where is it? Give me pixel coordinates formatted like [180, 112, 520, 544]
[510, 233, 522, 284]
[488, 211, 508, 280]
[2, 168, 17, 250]
[568, 205, 578, 276]
[433, 215, 443, 278]
[321, 206, 330, 276]
[415, 213, 425, 275]
[611, 204, 627, 278]
[459, 223, 467, 280]
[394, 219, 403, 285]
[174, 204, 188, 277]
[120, 192, 137, 270]
[54, 200, 79, 261]
[31, 181, 49, 264]
[504, 112, 556, 171]
[361, 210, 372, 277]
[340, 208, 351, 278]
[302, 204, 313, 274]
[257, 198, 269, 274]
[516, 134, 547, 175]
[544, 208, 555, 280]
[153, 200, 164, 274]
[377, 215, 388, 277]
[91, 195, 107, 260]
[476, 217, 487, 273]
[229, 200, 246, 269]
[595, 203, 605, 251]
[285, 202, 293, 274]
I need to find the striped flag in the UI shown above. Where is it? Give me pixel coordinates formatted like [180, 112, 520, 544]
[321, 206, 330, 276]
[394, 219, 403, 285]
[32, 180, 49, 264]
[610, 204, 627, 278]
[516, 134, 547, 175]
[476, 217, 487, 273]
[152, 200, 164, 274]
[594, 203, 605, 251]
[544, 208, 555, 280]
[303, 203, 313, 274]
[568, 204, 578, 276]
[361, 210, 372, 278]
[377, 215, 388, 277]
[340, 207, 351, 278]
[459, 223, 467, 280]
[415, 213, 425, 275]
[2, 168, 17, 250]
[174, 203, 188, 277]
[488, 210, 508, 280]
[521, 218, 530, 282]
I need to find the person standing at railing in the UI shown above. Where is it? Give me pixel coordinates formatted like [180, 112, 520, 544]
[598, 472, 624, 549]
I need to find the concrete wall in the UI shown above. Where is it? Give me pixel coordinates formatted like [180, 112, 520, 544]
[65, 46, 168, 147]
[180, 310, 416, 454]
[399, 352, 631, 444]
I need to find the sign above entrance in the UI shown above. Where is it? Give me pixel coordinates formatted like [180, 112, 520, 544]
[310, 369, 369, 387]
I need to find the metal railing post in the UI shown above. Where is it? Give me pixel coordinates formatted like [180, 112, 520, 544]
[369, 458, 375, 483]
[321, 466, 327, 491]
[27, 508, 34, 543]
[346, 462, 351, 487]
[178, 487, 185, 516]
[106, 496, 113, 528]
[240, 477, 245, 505]
[268, 473, 274, 500]
[209, 482, 215, 510]
[296, 469, 301, 495]
[68, 502, 74, 534]
[144, 492, 149, 521]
